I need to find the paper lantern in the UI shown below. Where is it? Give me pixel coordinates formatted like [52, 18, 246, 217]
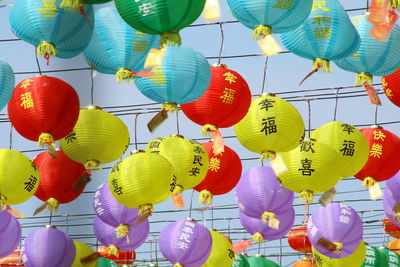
[194, 142, 242, 205]
[0, 149, 40, 207]
[307, 203, 363, 258]
[383, 216, 400, 239]
[386, 171, 400, 203]
[334, 14, 400, 85]
[0, 213, 21, 258]
[312, 241, 366, 267]
[135, 45, 211, 113]
[239, 208, 295, 243]
[97, 246, 135, 266]
[288, 224, 312, 253]
[0, 59, 15, 112]
[377, 247, 400, 263]
[22, 226, 76, 267]
[0, 248, 24, 267]
[60, 106, 130, 170]
[158, 219, 212, 267]
[8, 76, 80, 146]
[361, 246, 388, 267]
[281, 0, 360, 73]
[201, 230, 235, 267]
[232, 254, 250, 267]
[9, 0, 94, 61]
[355, 127, 400, 190]
[246, 255, 280, 267]
[83, 7, 160, 82]
[97, 257, 118, 267]
[33, 150, 87, 213]
[234, 94, 305, 160]
[93, 182, 139, 238]
[93, 216, 149, 257]
[181, 64, 251, 154]
[114, 0, 206, 46]
[383, 187, 400, 226]
[60, 0, 111, 11]
[235, 166, 294, 223]
[311, 121, 369, 178]
[108, 151, 175, 219]
[292, 258, 317, 267]
[71, 242, 96, 267]
[277, 139, 341, 202]
[382, 69, 400, 107]
[146, 136, 208, 202]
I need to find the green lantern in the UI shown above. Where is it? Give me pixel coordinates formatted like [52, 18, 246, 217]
[362, 246, 388, 267]
[377, 247, 400, 266]
[246, 255, 280, 267]
[97, 257, 118, 267]
[232, 254, 250, 267]
[114, 0, 206, 46]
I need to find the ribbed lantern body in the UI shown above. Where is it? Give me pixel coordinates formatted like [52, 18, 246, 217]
[0, 214, 21, 258]
[288, 224, 312, 253]
[97, 246, 136, 265]
[386, 171, 400, 203]
[71, 242, 96, 267]
[247, 256, 280, 267]
[9, 0, 94, 58]
[382, 69, 400, 107]
[312, 241, 366, 267]
[0, 248, 24, 267]
[0, 59, 14, 112]
[361, 246, 388, 267]
[383, 216, 400, 238]
[383, 187, 400, 227]
[201, 230, 235, 267]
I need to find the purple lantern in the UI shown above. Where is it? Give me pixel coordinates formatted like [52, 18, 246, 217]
[239, 207, 295, 243]
[93, 215, 149, 256]
[158, 219, 212, 267]
[22, 226, 75, 267]
[386, 170, 400, 203]
[307, 203, 363, 258]
[0, 213, 21, 258]
[93, 182, 140, 238]
[383, 187, 400, 227]
[235, 166, 294, 222]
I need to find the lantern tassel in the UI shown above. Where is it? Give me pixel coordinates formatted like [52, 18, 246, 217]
[232, 240, 252, 254]
[38, 133, 54, 147]
[252, 233, 265, 243]
[116, 68, 134, 83]
[80, 252, 100, 264]
[72, 173, 91, 193]
[203, 0, 220, 21]
[144, 48, 166, 69]
[85, 160, 101, 171]
[363, 177, 382, 200]
[362, 177, 376, 188]
[37, 42, 57, 60]
[172, 185, 185, 208]
[162, 102, 179, 112]
[116, 224, 130, 238]
[355, 72, 373, 86]
[332, 242, 344, 254]
[107, 245, 120, 257]
[0, 195, 7, 210]
[199, 190, 213, 206]
[299, 190, 314, 203]
[160, 31, 181, 47]
[60, 0, 83, 11]
[136, 204, 153, 225]
[313, 58, 331, 73]
[260, 151, 276, 161]
[7, 207, 27, 218]
[261, 211, 276, 224]
[391, 0, 400, 9]
[201, 124, 224, 155]
[394, 212, 400, 223]
[173, 264, 184, 267]
[33, 198, 59, 216]
[252, 25, 272, 40]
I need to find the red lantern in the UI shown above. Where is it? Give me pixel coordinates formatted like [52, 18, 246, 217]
[194, 141, 242, 205]
[33, 150, 88, 214]
[97, 246, 136, 265]
[355, 126, 400, 187]
[0, 248, 24, 267]
[181, 64, 251, 154]
[383, 69, 400, 107]
[288, 224, 312, 253]
[7, 76, 80, 146]
[384, 216, 400, 238]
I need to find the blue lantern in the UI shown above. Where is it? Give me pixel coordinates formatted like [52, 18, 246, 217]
[84, 7, 160, 83]
[0, 59, 15, 112]
[281, 0, 360, 73]
[334, 14, 400, 85]
[135, 45, 211, 112]
[9, 0, 94, 61]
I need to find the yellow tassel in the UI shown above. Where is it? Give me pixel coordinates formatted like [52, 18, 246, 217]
[260, 151, 276, 161]
[391, 0, 400, 8]
[362, 177, 376, 188]
[172, 185, 185, 208]
[108, 245, 119, 257]
[84, 160, 101, 171]
[299, 190, 314, 202]
[162, 102, 179, 112]
[160, 31, 181, 47]
[200, 124, 218, 136]
[46, 198, 59, 212]
[0, 195, 7, 210]
[257, 35, 283, 56]
[60, 0, 83, 11]
[252, 233, 265, 243]
[199, 190, 213, 206]
[332, 242, 344, 254]
[116, 68, 134, 83]
[203, 0, 220, 21]
[173, 264, 184, 267]
[252, 25, 272, 40]
[37, 42, 57, 57]
[135, 204, 153, 225]
[355, 72, 373, 86]
[261, 211, 275, 224]
[116, 224, 130, 238]
[37, 133, 54, 146]
[313, 58, 331, 73]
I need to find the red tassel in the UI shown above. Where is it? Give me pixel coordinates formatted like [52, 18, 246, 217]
[232, 240, 252, 253]
[211, 129, 224, 155]
[172, 192, 185, 208]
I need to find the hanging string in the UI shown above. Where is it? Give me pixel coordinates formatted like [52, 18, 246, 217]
[374, 105, 379, 125]
[211, 205, 214, 229]
[176, 111, 180, 135]
[366, 0, 369, 11]
[90, 68, 95, 105]
[217, 22, 225, 64]
[49, 210, 53, 225]
[260, 56, 269, 95]
[307, 100, 312, 138]
[154, 237, 159, 266]
[65, 215, 69, 235]
[188, 189, 194, 218]
[150, 240, 153, 262]
[333, 88, 340, 121]
[303, 200, 310, 223]
[258, 243, 261, 255]
[227, 218, 231, 238]
[134, 113, 140, 150]
[279, 238, 283, 265]
[9, 124, 13, 149]
[34, 47, 42, 76]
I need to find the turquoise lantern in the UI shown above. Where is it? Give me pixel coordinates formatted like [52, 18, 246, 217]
[334, 14, 400, 85]
[135, 45, 211, 113]
[9, 0, 94, 61]
[281, 0, 360, 73]
[0, 59, 15, 112]
[84, 7, 160, 82]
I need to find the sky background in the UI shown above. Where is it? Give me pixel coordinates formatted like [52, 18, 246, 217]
[0, 0, 399, 266]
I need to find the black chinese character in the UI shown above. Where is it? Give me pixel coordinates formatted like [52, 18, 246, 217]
[149, 140, 161, 149]
[298, 158, 315, 176]
[111, 161, 121, 173]
[228, 249, 235, 259]
[31, 162, 38, 171]
[111, 179, 123, 195]
[24, 175, 38, 192]
[169, 175, 177, 192]
[258, 99, 276, 111]
[261, 117, 277, 135]
[300, 141, 315, 153]
[193, 145, 204, 154]
[65, 132, 77, 143]
[193, 155, 203, 166]
[189, 167, 200, 177]
[341, 123, 355, 134]
[340, 140, 355, 156]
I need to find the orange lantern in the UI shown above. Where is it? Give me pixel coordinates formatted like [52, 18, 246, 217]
[384, 216, 400, 239]
[0, 248, 24, 267]
[292, 257, 317, 267]
[288, 224, 312, 253]
[97, 246, 136, 265]
[389, 239, 400, 255]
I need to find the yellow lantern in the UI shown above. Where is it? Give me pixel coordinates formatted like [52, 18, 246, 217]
[311, 122, 369, 178]
[312, 241, 366, 267]
[72, 241, 96, 267]
[276, 139, 341, 202]
[234, 94, 305, 160]
[0, 149, 40, 208]
[146, 135, 208, 207]
[202, 230, 235, 267]
[60, 106, 130, 170]
[108, 151, 176, 219]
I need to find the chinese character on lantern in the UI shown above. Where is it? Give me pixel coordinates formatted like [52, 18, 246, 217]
[20, 92, 34, 109]
[220, 88, 236, 104]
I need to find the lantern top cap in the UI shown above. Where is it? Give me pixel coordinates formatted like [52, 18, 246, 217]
[371, 125, 383, 129]
[211, 63, 228, 69]
[185, 217, 197, 222]
[170, 134, 185, 139]
[261, 93, 276, 97]
[86, 105, 102, 110]
[130, 150, 145, 155]
[45, 225, 57, 229]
